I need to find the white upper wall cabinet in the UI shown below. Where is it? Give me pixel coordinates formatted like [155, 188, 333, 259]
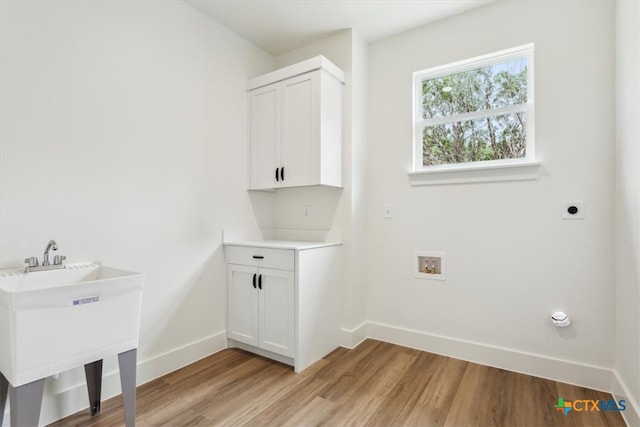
[247, 56, 344, 190]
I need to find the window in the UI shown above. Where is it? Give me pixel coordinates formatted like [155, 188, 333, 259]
[412, 44, 535, 176]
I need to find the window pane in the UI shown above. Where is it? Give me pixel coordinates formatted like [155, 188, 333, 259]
[422, 112, 526, 166]
[420, 58, 527, 120]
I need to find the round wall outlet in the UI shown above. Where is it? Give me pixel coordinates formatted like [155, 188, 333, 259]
[561, 201, 584, 219]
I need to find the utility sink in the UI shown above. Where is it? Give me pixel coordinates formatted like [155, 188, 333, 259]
[0, 262, 144, 387]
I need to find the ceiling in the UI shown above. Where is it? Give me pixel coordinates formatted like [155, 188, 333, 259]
[186, 0, 493, 56]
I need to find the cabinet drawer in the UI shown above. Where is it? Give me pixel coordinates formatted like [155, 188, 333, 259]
[225, 245, 294, 271]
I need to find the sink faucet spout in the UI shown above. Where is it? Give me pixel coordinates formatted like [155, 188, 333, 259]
[43, 240, 58, 266]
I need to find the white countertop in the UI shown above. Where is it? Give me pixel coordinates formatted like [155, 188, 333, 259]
[223, 240, 342, 250]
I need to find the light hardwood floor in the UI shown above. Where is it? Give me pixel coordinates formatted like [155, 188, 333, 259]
[51, 340, 626, 426]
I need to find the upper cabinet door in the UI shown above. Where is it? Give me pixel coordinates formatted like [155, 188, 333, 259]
[248, 83, 279, 190]
[246, 56, 343, 190]
[279, 72, 319, 188]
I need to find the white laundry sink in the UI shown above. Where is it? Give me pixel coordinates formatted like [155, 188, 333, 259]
[0, 262, 144, 387]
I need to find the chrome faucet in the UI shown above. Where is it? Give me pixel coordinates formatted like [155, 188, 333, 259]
[24, 239, 66, 273]
[42, 239, 58, 266]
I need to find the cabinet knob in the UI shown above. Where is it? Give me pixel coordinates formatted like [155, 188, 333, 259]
[252, 255, 264, 259]
[258, 274, 262, 290]
[275, 168, 280, 182]
[280, 167, 284, 181]
[252, 273, 257, 289]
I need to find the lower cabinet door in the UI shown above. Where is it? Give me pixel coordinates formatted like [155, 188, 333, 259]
[258, 267, 295, 357]
[227, 264, 259, 347]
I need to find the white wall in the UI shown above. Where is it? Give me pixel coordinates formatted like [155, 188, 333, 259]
[0, 0, 273, 424]
[614, 0, 640, 424]
[273, 30, 369, 338]
[347, 31, 369, 334]
[1, 0, 633, 423]
[366, 0, 616, 382]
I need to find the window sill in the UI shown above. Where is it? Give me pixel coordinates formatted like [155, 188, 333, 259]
[408, 160, 541, 186]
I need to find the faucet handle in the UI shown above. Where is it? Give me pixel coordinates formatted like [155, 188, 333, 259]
[24, 256, 39, 267]
[53, 255, 66, 265]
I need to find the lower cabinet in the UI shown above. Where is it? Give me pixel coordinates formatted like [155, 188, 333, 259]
[227, 264, 295, 357]
[224, 243, 341, 372]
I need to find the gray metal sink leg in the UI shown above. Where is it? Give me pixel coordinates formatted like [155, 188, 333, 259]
[0, 373, 7, 427]
[118, 348, 137, 427]
[84, 359, 104, 416]
[0, 374, 45, 427]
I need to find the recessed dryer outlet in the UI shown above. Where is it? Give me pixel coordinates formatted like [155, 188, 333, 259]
[415, 251, 446, 280]
[561, 201, 584, 219]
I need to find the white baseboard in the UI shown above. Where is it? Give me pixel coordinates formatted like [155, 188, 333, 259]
[137, 331, 227, 385]
[33, 331, 227, 427]
[340, 322, 368, 349]
[366, 322, 614, 393]
[613, 370, 640, 427]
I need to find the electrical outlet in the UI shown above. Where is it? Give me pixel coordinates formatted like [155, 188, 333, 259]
[384, 204, 392, 219]
[561, 201, 584, 219]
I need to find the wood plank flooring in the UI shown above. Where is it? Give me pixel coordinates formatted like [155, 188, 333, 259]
[50, 340, 627, 426]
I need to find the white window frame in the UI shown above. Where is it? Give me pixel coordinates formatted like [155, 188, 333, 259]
[410, 44, 540, 185]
